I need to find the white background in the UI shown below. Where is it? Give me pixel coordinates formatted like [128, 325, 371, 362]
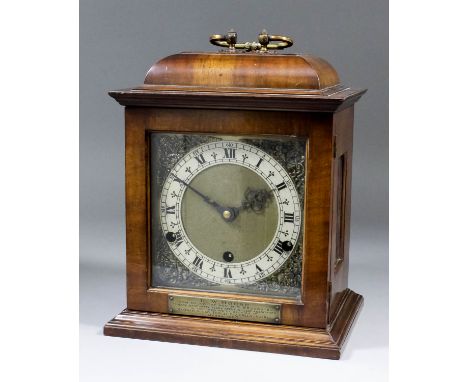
[79, 0, 388, 378]
[1, 1, 467, 381]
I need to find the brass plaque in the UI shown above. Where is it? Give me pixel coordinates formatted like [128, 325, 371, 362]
[168, 295, 281, 324]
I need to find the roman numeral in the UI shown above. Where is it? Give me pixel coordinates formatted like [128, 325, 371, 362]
[284, 212, 294, 223]
[256, 264, 263, 273]
[276, 182, 287, 191]
[165, 205, 175, 214]
[256, 158, 263, 167]
[192, 256, 203, 269]
[273, 241, 284, 255]
[224, 268, 232, 278]
[174, 231, 183, 247]
[194, 154, 206, 165]
[224, 148, 236, 159]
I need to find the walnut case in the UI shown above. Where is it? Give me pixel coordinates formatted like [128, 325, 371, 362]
[104, 36, 366, 359]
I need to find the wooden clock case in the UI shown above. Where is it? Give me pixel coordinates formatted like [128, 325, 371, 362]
[104, 49, 366, 359]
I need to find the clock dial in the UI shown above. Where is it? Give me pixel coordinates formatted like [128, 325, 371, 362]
[160, 141, 301, 285]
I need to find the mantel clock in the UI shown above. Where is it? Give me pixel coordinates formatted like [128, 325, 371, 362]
[104, 30, 367, 359]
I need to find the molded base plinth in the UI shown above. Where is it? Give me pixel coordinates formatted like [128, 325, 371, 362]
[104, 288, 362, 360]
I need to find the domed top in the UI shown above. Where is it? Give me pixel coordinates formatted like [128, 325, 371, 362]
[109, 47, 365, 112]
[144, 52, 340, 90]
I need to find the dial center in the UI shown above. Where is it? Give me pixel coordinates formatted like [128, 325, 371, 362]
[180, 163, 279, 263]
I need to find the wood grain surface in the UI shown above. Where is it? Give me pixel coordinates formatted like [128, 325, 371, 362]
[104, 288, 363, 359]
[123, 107, 335, 328]
[109, 85, 365, 112]
[144, 52, 340, 90]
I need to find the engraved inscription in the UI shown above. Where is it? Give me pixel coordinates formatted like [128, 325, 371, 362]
[168, 295, 281, 324]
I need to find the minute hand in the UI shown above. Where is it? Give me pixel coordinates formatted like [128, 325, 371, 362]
[172, 175, 223, 211]
[172, 174, 239, 222]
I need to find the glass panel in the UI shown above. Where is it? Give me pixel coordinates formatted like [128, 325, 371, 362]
[335, 153, 347, 270]
[150, 132, 306, 300]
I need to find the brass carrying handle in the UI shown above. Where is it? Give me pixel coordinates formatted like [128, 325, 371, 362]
[210, 29, 293, 52]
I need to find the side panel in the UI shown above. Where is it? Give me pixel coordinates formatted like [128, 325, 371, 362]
[328, 107, 354, 324]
